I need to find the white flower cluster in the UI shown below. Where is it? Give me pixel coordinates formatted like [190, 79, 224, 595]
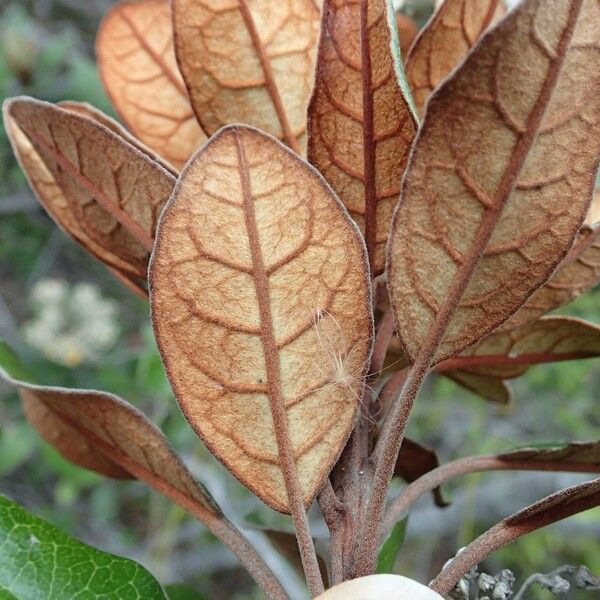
[22, 279, 120, 367]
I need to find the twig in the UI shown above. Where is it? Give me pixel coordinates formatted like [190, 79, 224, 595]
[383, 455, 600, 536]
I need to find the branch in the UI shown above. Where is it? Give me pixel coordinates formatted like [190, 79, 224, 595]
[429, 477, 600, 596]
[383, 454, 600, 535]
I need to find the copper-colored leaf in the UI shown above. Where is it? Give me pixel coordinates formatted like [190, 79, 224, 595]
[0, 367, 219, 514]
[499, 441, 600, 468]
[395, 438, 448, 507]
[150, 125, 373, 512]
[58, 100, 177, 176]
[499, 223, 600, 332]
[442, 317, 600, 379]
[3, 97, 175, 283]
[443, 370, 512, 405]
[307, 0, 417, 274]
[172, 0, 320, 155]
[406, 0, 506, 116]
[316, 574, 445, 600]
[387, 0, 600, 364]
[96, 0, 207, 170]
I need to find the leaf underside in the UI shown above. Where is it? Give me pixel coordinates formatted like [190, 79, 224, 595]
[388, 0, 600, 364]
[150, 125, 373, 512]
[96, 0, 207, 170]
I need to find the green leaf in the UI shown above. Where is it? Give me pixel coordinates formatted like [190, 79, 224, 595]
[377, 516, 408, 573]
[0, 341, 29, 381]
[0, 495, 167, 599]
[164, 584, 207, 600]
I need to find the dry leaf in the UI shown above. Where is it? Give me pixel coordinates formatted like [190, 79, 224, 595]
[406, 0, 506, 116]
[0, 367, 219, 514]
[395, 438, 448, 507]
[3, 97, 176, 282]
[499, 223, 600, 332]
[307, 0, 417, 274]
[387, 0, 600, 364]
[58, 100, 177, 176]
[315, 574, 445, 600]
[96, 0, 206, 170]
[499, 441, 600, 469]
[172, 0, 320, 155]
[444, 370, 512, 405]
[442, 316, 600, 379]
[150, 125, 373, 512]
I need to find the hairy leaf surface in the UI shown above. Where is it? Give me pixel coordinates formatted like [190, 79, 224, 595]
[3, 98, 175, 282]
[0, 366, 219, 514]
[172, 0, 320, 155]
[387, 0, 600, 364]
[447, 316, 600, 379]
[150, 125, 373, 512]
[0, 496, 167, 600]
[406, 0, 506, 116]
[96, 0, 206, 169]
[308, 0, 417, 273]
[499, 224, 600, 332]
[499, 441, 600, 469]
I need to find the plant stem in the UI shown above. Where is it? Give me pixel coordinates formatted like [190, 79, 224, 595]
[383, 455, 600, 535]
[429, 483, 600, 596]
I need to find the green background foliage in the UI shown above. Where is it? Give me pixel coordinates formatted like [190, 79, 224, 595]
[0, 1, 598, 598]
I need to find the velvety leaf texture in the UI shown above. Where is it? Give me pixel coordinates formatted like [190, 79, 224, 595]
[406, 0, 506, 116]
[387, 0, 600, 364]
[150, 125, 373, 512]
[3, 98, 175, 286]
[0, 495, 167, 599]
[307, 0, 418, 273]
[454, 316, 600, 379]
[96, 0, 207, 170]
[172, 0, 320, 155]
[499, 441, 600, 469]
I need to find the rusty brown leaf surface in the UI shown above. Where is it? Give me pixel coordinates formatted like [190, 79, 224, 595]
[441, 316, 600, 379]
[387, 0, 600, 364]
[499, 223, 600, 332]
[172, 0, 320, 155]
[444, 370, 512, 404]
[96, 0, 206, 170]
[3, 97, 176, 282]
[150, 125, 373, 512]
[499, 441, 600, 468]
[307, 0, 417, 274]
[406, 0, 507, 116]
[0, 367, 219, 514]
[395, 438, 448, 507]
[58, 100, 177, 176]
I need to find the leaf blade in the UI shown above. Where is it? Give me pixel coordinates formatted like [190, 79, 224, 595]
[387, 0, 600, 364]
[96, 0, 207, 170]
[172, 0, 320, 154]
[307, 0, 417, 274]
[150, 124, 373, 512]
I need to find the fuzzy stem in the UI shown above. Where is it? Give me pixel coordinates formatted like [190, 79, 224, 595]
[383, 455, 600, 535]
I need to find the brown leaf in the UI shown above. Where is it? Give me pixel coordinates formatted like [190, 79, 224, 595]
[396, 14, 418, 56]
[395, 438, 448, 507]
[150, 125, 373, 512]
[0, 367, 219, 514]
[307, 0, 418, 274]
[586, 188, 600, 225]
[3, 97, 176, 283]
[172, 0, 320, 155]
[387, 0, 600, 364]
[96, 0, 207, 170]
[499, 441, 600, 468]
[58, 100, 178, 176]
[498, 223, 600, 332]
[443, 370, 512, 405]
[406, 0, 506, 116]
[439, 316, 600, 379]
